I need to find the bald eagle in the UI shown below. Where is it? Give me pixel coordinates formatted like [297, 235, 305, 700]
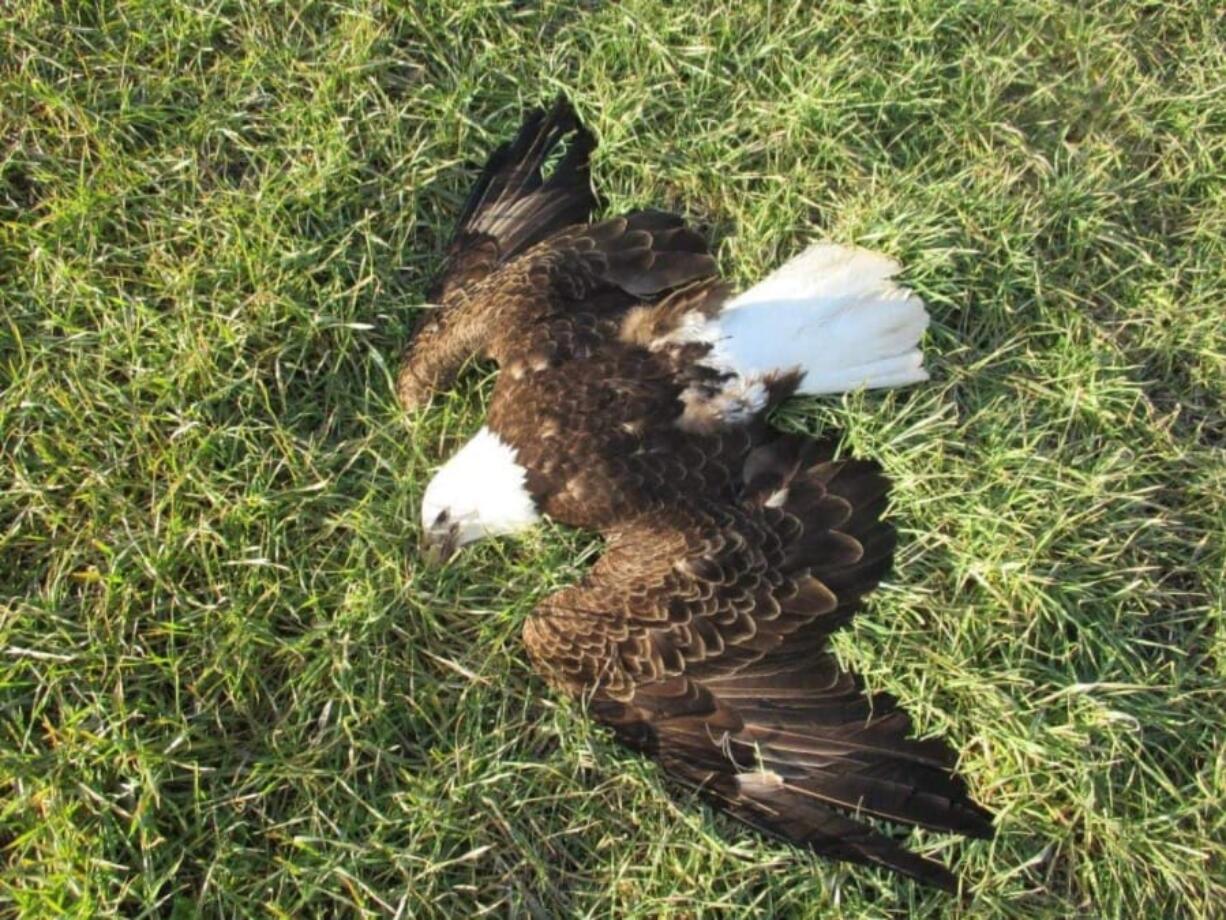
[400, 98, 990, 890]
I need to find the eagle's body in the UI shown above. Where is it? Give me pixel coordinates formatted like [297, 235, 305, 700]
[400, 98, 990, 889]
[488, 294, 766, 528]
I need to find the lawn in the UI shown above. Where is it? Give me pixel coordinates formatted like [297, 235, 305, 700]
[1, 1, 1223, 916]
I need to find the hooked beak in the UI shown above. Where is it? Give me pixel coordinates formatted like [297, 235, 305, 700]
[421, 523, 460, 567]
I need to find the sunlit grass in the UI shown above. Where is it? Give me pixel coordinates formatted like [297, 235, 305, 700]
[2, 1, 1223, 916]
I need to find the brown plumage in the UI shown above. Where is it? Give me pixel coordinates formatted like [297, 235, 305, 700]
[397, 97, 713, 410]
[403, 98, 991, 890]
[525, 440, 992, 888]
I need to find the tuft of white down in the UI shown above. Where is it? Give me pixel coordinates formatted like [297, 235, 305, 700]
[671, 243, 930, 398]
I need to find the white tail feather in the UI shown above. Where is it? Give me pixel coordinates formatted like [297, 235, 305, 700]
[673, 243, 930, 399]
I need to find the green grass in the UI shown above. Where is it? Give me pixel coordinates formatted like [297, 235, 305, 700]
[1, 0, 1223, 916]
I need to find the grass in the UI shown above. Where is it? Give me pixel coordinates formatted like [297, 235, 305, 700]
[1, 0, 1223, 916]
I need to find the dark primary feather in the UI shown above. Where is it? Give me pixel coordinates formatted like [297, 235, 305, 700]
[428, 95, 598, 303]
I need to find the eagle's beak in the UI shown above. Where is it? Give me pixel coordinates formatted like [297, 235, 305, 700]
[421, 523, 460, 567]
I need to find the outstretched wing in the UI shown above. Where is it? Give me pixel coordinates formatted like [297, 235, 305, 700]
[523, 439, 991, 890]
[399, 201, 717, 408]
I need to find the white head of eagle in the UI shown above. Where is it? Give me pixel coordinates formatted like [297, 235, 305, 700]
[421, 426, 540, 557]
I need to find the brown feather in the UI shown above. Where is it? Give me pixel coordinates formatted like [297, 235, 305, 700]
[525, 489, 992, 890]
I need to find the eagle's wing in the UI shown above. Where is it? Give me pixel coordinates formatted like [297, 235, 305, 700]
[523, 437, 991, 890]
[426, 95, 598, 304]
[401, 207, 717, 407]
